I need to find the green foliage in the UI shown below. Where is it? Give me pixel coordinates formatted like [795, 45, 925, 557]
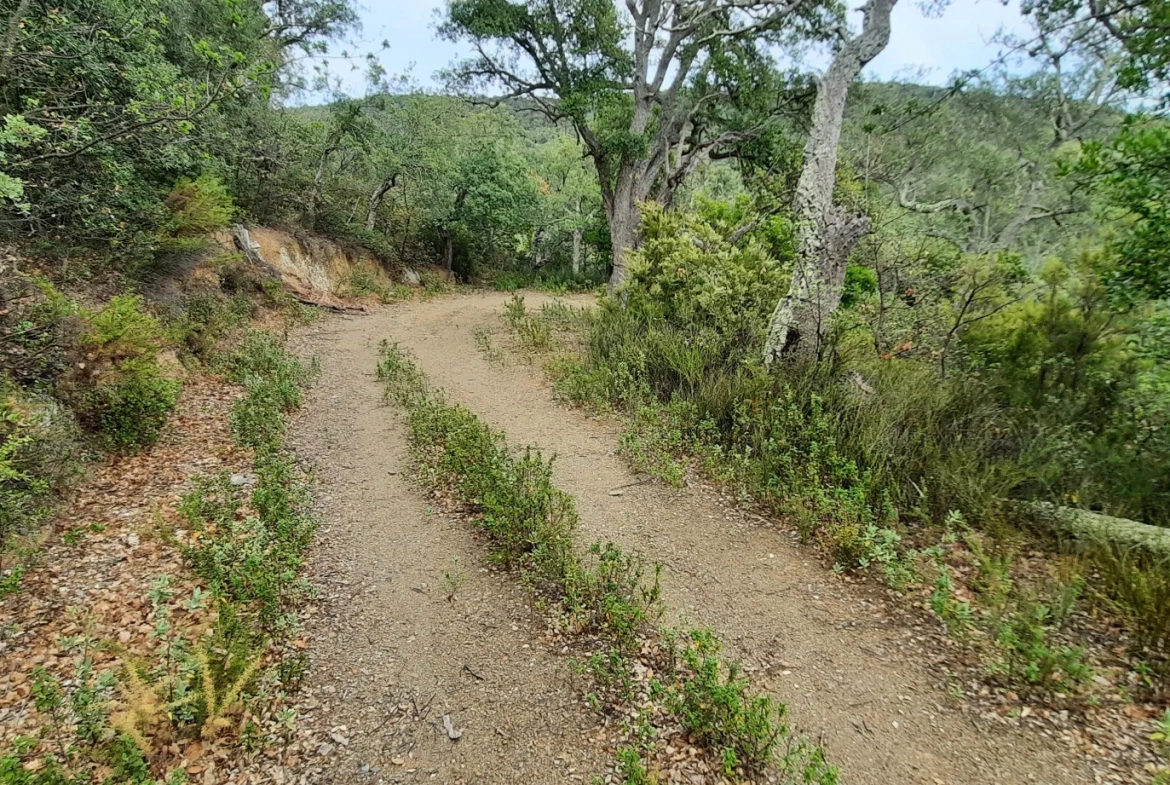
[440, 0, 836, 280]
[0, 0, 358, 264]
[168, 289, 252, 360]
[417, 269, 453, 297]
[0, 115, 47, 212]
[76, 364, 179, 454]
[84, 295, 169, 359]
[961, 257, 1170, 523]
[666, 630, 786, 776]
[614, 746, 651, 785]
[624, 205, 785, 368]
[220, 331, 315, 449]
[987, 599, 1093, 691]
[0, 572, 282, 780]
[343, 265, 398, 303]
[930, 567, 975, 635]
[488, 265, 605, 293]
[157, 175, 235, 252]
[181, 471, 315, 630]
[0, 270, 76, 388]
[532, 187, 1170, 691]
[65, 295, 179, 453]
[182, 332, 316, 630]
[1071, 119, 1170, 302]
[377, 343, 834, 781]
[1085, 540, 1170, 655]
[1026, 0, 1170, 104]
[0, 391, 80, 557]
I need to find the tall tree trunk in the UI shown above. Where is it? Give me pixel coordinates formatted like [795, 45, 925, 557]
[531, 227, 545, 268]
[572, 195, 583, 276]
[443, 231, 454, 272]
[305, 141, 339, 229]
[0, 0, 29, 81]
[603, 164, 641, 289]
[763, 0, 897, 363]
[365, 174, 397, 232]
[572, 228, 583, 276]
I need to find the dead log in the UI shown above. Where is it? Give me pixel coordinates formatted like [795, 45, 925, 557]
[1015, 501, 1170, 558]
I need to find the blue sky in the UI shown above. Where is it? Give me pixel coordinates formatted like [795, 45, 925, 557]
[323, 0, 1030, 95]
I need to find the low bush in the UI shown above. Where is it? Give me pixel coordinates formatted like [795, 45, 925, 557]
[418, 269, 452, 298]
[1086, 540, 1170, 657]
[0, 269, 76, 389]
[169, 289, 253, 360]
[0, 400, 48, 567]
[487, 264, 606, 294]
[180, 471, 315, 629]
[75, 362, 179, 453]
[344, 265, 396, 302]
[156, 174, 235, 254]
[64, 295, 180, 453]
[221, 331, 315, 450]
[665, 630, 791, 777]
[0, 389, 82, 552]
[987, 599, 1093, 690]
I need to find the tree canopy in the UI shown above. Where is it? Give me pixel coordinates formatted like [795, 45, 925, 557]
[440, 0, 842, 284]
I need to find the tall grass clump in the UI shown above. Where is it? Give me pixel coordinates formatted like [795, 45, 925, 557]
[549, 208, 1011, 536]
[546, 208, 1170, 535]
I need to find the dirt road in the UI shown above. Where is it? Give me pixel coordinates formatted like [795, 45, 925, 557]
[291, 292, 1102, 785]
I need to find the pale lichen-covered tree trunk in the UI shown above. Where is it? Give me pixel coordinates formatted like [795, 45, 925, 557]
[365, 175, 396, 232]
[764, 0, 897, 363]
[605, 168, 641, 289]
[571, 195, 583, 276]
[572, 228, 582, 276]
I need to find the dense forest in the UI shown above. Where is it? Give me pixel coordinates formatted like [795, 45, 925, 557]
[3, 0, 1170, 783]
[6, 0, 1165, 521]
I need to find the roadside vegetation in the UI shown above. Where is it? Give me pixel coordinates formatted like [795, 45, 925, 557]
[377, 343, 837, 784]
[0, 312, 317, 783]
[3, 0, 1170, 781]
[1, 182, 319, 782]
[504, 210, 1168, 704]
